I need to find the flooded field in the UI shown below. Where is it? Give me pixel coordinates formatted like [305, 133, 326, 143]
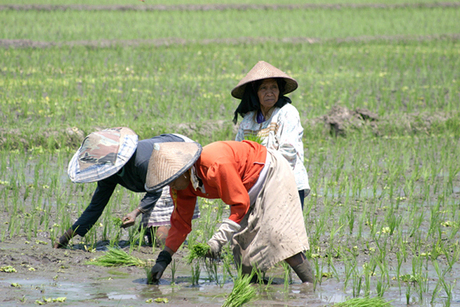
[1, 134, 459, 306]
[2, 239, 458, 306]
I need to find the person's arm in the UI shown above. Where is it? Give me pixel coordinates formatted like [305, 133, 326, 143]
[54, 181, 116, 248]
[276, 105, 304, 170]
[165, 188, 198, 252]
[150, 188, 197, 284]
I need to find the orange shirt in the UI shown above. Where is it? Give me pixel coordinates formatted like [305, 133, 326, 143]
[165, 140, 267, 252]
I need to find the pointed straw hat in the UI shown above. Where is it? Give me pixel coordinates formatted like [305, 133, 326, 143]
[231, 61, 298, 99]
[68, 127, 138, 183]
[145, 142, 202, 193]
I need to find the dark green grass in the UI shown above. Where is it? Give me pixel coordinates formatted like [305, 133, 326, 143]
[1, 40, 459, 149]
[2, 0, 458, 6]
[1, 7, 459, 42]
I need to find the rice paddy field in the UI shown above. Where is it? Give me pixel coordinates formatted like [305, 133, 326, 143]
[0, 0, 459, 306]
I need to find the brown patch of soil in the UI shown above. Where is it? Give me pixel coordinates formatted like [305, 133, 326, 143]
[323, 105, 378, 137]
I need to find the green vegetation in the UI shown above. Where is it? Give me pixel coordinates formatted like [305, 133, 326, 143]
[86, 247, 147, 267]
[2, 7, 460, 42]
[1, 40, 459, 150]
[1, 0, 459, 305]
[222, 268, 257, 307]
[333, 296, 392, 307]
[185, 242, 211, 264]
[1, 0, 457, 5]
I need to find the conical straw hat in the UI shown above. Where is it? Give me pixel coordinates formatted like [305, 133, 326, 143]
[231, 61, 298, 99]
[145, 142, 202, 193]
[68, 127, 138, 183]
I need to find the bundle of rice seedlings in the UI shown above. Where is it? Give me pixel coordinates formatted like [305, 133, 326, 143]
[222, 271, 257, 307]
[244, 134, 263, 144]
[86, 247, 146, 267]
[185, 242, 210, 264]
[333, 296, 393, 307]
[145, 267, 155, 285]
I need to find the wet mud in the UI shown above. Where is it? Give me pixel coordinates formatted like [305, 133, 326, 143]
[0, 239, 341, 306]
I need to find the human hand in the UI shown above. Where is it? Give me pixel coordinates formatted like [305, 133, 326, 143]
[53, 237, 68, 249]
[205, 242, 221, 259]
[53, 228, 75, 249]
[205, 219, 240, 259]
[121, 211, 138, 228]
[147, 250, 172, 285]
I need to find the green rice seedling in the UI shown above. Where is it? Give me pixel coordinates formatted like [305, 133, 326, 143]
[443, 242, 460, 273]
[347, 207, 355, 235]
[185, 242, 210, 264]
[186, 241, 223, 284]
[281, 262, 292, 291]
[221, 246, 235, 282]
[170, 259, 177, 284]
[190, 261, 201, 286]
[406, 283, 412, 305]
[352, 275, 362, 298]
[86, 247, 146, 267]
[222, 267, 257, 307]
[244, 134, 263, 144]
[145, 267, 154, 285]
[332, 296, 392, 307]
[432, 260, 454, 305]
[343, 256, 355, 290]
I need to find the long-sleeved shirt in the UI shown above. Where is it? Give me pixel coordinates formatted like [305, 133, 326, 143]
[71, 134, 185, 236]
[235, 103, 310, 191]
[165, 140, 267, 252]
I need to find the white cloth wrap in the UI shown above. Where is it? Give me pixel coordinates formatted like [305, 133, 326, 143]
[232, 149, 309, 272]
[207, 218, 241, 254]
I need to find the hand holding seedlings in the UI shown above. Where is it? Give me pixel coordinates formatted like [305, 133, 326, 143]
[120, 209, 140, 228]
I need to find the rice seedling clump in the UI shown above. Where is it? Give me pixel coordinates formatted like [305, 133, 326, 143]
[86, 247, 146, 267]
[222, 270, 257, 307]
[186, 242, 210, 264]
[333, 296, 392, 307]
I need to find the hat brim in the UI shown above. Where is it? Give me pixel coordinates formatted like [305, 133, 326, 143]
[231, 77, 298, 99]
[68, 127, 138, 183]
[145, 142, 202, 193]
[231, 61, 298, 99]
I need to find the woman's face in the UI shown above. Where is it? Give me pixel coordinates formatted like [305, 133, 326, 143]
[257, 79, 279, 112]
[169, 171, 190, 190]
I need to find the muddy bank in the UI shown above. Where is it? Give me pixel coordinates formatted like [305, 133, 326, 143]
[0, 108, 458, 151]
[1, 33, 460, 49]
[1, 2, 459, 12]
[0, 239, 330, 306]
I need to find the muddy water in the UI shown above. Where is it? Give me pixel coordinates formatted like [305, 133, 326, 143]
[2, 143, 460, 307]
[1, 239, 460, 306]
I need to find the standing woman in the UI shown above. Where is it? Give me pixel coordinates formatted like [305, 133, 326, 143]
[232, 61, 310, 209]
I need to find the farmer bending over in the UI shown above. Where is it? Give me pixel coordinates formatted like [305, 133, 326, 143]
[145, 140, 314, 284]
[53, 127, 199, 249]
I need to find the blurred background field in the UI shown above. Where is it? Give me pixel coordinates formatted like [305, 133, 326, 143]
[0, 0, 459, 149]
[0, 1, 459, 306]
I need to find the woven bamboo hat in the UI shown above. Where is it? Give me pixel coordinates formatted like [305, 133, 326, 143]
[68, 127, 138, 183]
[231, 61, 298, 99]
[145, 142, 202, 193]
